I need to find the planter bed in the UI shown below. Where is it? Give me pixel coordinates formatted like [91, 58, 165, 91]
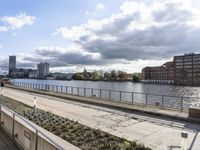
[0, 97, 151, 150]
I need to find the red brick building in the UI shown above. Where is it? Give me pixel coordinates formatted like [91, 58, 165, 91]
[142, 61, 174, 84]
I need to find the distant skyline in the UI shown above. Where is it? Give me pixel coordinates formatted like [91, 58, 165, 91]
[1, 0, 200, 74]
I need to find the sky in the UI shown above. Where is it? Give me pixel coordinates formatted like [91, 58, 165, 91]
[0, 0, 200, 74]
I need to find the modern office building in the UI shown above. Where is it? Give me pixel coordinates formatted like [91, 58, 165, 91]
[37, 62, 49, 78]
[174, 53, 200, 85]
[142, 61, 174, 84]
[9, 55, 16, 76]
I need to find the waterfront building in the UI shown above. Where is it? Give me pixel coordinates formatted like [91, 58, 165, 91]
[28, 70, 38, 78]
[142, 61, 174, 84]
[37, 62, 49, 78]
[10, 68, 34, 78]
[174, 53, 200, 85]
[9, 55, 16, 76]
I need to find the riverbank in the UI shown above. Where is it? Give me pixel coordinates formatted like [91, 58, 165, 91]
[0, 96, 150, 150]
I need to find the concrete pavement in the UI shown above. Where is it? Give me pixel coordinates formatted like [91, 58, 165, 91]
[4, 87, 200, 150]
[0, 127, 20, 150]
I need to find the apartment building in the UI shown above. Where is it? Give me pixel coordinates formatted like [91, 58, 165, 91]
[37, 62, 50, 78]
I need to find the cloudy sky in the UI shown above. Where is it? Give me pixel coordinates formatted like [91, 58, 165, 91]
[0, 0, 200, 73]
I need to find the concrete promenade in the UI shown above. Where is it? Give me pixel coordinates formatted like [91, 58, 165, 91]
[0, 127, 20, 150]
[4, 87, 200, 150]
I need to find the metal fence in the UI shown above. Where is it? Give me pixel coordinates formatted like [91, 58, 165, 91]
[0, 103, 66, 150]
[10, 82, 200, 111]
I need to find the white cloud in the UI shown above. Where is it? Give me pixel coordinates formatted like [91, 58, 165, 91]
[3, 0, 200, 73]
[0, 26, 8, 32]
[86, 11, 90, 15]
[96, 3, 105, 11]
[1, 12, 36, 29]
[0, 44, 2, 49]
[56, 0, 200, 64]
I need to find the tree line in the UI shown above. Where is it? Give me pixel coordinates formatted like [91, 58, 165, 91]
[72, 68, 142, 82]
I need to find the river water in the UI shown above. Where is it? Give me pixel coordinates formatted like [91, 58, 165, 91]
[12, 79, 200, 97]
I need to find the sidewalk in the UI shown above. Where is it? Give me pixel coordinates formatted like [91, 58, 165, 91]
[0, 127, 20, 150]
[4, 87, 200, 150]
[6, 85, 196, 123]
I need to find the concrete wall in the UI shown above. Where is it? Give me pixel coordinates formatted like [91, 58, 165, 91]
[0, 111, 59, 150]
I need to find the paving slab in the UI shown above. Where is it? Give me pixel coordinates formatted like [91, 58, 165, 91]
[0, 127, 20, 150]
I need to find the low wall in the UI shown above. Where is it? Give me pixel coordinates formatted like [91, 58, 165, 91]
[0, 105, 80, 150]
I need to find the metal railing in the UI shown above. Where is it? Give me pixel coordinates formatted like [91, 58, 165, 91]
[10, 82, 200, 111]
[0, 103, 66, 150]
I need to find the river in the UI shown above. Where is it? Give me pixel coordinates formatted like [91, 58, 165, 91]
[11, 79, 200, 97]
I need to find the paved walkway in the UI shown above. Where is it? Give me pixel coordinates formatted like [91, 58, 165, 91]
[0, 127, 20, 150]
[4, 87, 200, 150]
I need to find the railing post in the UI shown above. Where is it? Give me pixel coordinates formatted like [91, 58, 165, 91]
[66, 86, 68, 94]
[56, 86, 58, 93]
[109, 90, 111, 100]
[12, 113, 15, 139]
[161, 95, 164, 108]
[0, 105, 1, 126]
[72, 87, 73, 95]
[84, 88, 86, 97]
[132, 92, 134, 103]
[100, 89, 102, 99]
[91, 89, 93, 97]
[145, 94, 148, 105]
[78, 87, 79, 96]
[35, 130, 38, 150]
[61, 86, 63, 93]
[181, 97, 184, 112]
[120, 91, 122, 101]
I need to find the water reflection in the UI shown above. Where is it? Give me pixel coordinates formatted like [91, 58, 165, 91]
[12, 79, 200, 97]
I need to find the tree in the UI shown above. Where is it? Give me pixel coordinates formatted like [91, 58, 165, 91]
[104, 72, 111, 80]
[99, 70, 104, 80]
[117, 71, 128, 80]
[132, 73, 142, 82]
[72, 73, 84, 80]
[83, 68, 91, 80]
[92, 70, 100, 81]
[111, 70, 117, 80]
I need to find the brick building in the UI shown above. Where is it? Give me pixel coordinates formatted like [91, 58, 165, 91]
[142, 61, 174, 84]
[174, 53, 200, 85]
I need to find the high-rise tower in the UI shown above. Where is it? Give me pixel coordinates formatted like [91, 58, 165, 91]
[9, 56, 16, 76]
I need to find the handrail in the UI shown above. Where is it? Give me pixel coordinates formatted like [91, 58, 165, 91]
[11, 81, 200, 99]
[9, 81, 200, 111]
[0, 104, 67, 150]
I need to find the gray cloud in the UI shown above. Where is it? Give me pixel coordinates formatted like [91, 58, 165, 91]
[2, 0, 200, 73]
[56, 0, 200, 63]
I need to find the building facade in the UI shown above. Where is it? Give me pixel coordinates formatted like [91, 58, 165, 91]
[9, 56, 16, 76]
[174, 53, 200, 85]
[37, 62, 49, 78]
[142, 61, 174, 84]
